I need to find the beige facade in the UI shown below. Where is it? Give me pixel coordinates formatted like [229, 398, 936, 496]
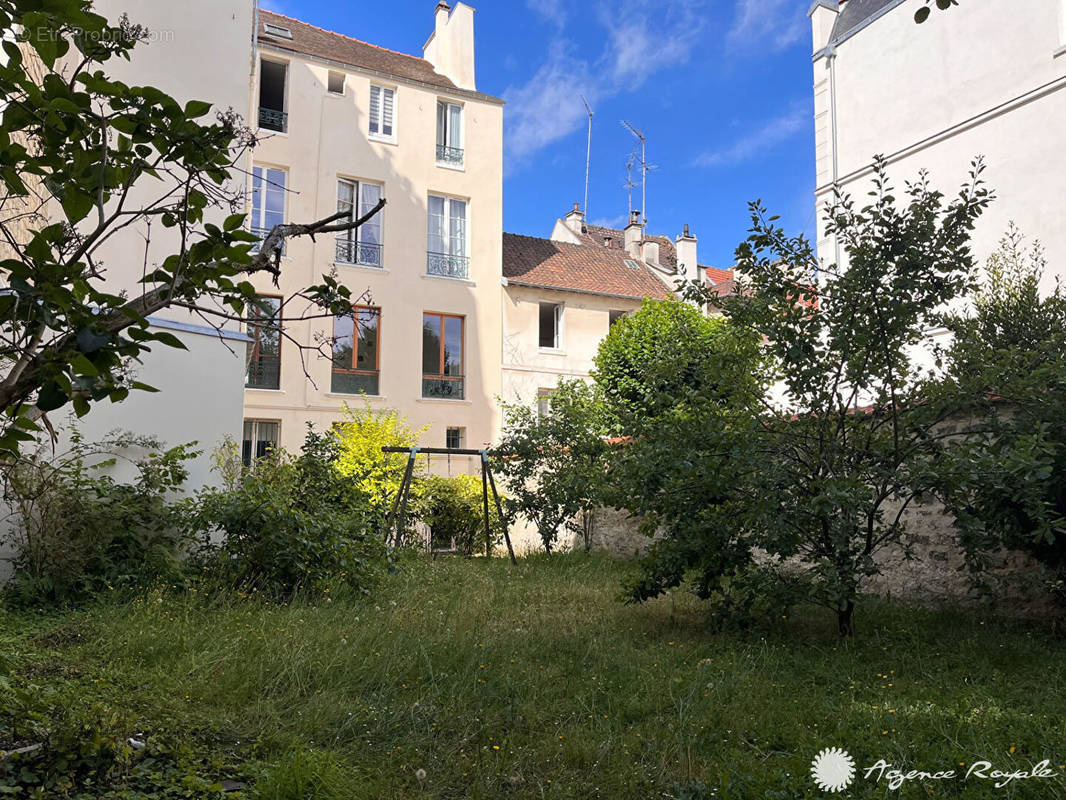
[810, 0, 1066, 287]
[244, 4, 504, 455]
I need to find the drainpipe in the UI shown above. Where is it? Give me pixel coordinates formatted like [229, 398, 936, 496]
[826, 42, 842, 272]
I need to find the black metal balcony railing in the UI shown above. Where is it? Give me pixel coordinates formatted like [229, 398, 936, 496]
[335, 239, 383, 268]
[247, 355, 280, 390]
[422, 376, 465, 400]
[426, 251, 470, 280]
[251, 227, 286, 256]
[258, 107, 288, 133]
[436, 144, 464, 166]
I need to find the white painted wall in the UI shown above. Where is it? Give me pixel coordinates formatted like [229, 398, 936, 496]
[812, 0, 1066, 290]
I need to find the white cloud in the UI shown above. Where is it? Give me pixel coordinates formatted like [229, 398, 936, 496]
[693, 104, 809, 168]
[526, 0, 567, 28]
[504, 0, 707, 174]
[727, 0, 806, 51]
[589, 214, 628, 229]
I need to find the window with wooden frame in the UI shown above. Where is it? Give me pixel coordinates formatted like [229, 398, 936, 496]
[422, 312, 464, 399]
[331, 306, 381, 395]
[246, 296, 281, 389]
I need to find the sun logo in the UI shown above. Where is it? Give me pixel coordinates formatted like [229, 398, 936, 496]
[810, 747, 856, 793]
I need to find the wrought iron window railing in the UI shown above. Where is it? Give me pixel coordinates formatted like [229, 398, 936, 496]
[422, 376, 465, 400]
[436, 144, 464, 166]
[258, 107, 287, 133]
[426, 251, 470, 280]
[335, 239, 383, 268]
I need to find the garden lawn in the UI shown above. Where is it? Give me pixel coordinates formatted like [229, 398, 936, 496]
[3, 554, 1066, 799]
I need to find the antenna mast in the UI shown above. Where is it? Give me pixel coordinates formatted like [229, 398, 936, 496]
[621, 120, 653, 235]
[581, 95, 593, 220]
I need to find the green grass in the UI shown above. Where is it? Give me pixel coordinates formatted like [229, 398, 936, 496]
[4, 554, 1066, 798]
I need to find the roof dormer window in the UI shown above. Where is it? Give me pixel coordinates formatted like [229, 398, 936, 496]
[263, 22, 293, 40]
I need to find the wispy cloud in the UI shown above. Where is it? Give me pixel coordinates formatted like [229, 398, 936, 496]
[589, 214, 628, 229]
[526, 0, 568, 29]
[692, 103, 809, 168]
[727, 0, 806, 51]
[504, 0, 706, 173]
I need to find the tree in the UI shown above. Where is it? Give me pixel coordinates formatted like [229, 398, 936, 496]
[0, 0, 384, 456]
[938, 226, 1066, 602]
[494, 379, 609, 554]
[593, 299, 764, 427]
[679, 158, 992, 636]
[915, 0, 959, 24]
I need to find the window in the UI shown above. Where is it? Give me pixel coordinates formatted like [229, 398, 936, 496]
[258, 59, 287, 132]
[246, 296, 281, 389]
[327, 71, 345, 94]
[422, 312, 464, 399]
[609, 309, 627, 326]
[250, 165, 286, 254]
[436, 101, 463, 165]
[369, 84, 395, 139]
[539, 302, 561, 349]
[242, 420, 280, 467]
[336, 179, 383, 267]
[331, 306, 380, 395]
[427, 195, 468, 278]
[446, 427, 465, 450]
[263, 22, 293, 40]
[623, 259, 639, 270]
[537, 388, 554, 417]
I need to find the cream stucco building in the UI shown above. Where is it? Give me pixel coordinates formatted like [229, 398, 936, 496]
[243, 3, 504, 462]
[809, 0, 1066, 286]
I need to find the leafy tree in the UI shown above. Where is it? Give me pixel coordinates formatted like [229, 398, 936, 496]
[494, 379, 609, 554]
[674, 158, 992, 636]
[0, 0, 383, 456]
[938, 227, 1066, 601]
[419, 474, 504, 556]
[593, 299, 764, 427]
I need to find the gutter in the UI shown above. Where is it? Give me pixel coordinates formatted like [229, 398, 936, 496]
[504, 280, 668, 303]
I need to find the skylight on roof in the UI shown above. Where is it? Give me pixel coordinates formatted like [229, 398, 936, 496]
[263, 23, 293, 40]
[624, 259, 640, 270]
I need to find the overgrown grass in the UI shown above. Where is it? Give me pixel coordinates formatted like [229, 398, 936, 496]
[4, 554, 1066, 798]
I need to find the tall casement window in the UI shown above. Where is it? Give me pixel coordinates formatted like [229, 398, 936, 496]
[246, 296, 281, 390]
[369, 84, 395, 140]
[242, 420, 280, 467]
[422, 312, 464, 399]
[336, 179, 383, 267]
[332, 306, 381, 395]
[427, 195, 468, 279]
[258, 59, 287, 132]
[538, 302, 562, 349]
[436, 101, 463, 166]
[250, 165, 286, 254]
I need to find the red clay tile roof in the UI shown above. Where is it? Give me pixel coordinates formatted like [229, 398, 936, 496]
[503, 233, 674, 301]
[258, 11, 502, 102]
[580, 224, 678, 272]
[703, 266, 734, 285]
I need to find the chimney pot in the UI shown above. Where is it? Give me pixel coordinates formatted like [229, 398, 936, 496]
[628, 210, 641, 227]
[683, 223, 691, 238]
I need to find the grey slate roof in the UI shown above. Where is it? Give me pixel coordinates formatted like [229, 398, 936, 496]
[831, 0, 904, 44]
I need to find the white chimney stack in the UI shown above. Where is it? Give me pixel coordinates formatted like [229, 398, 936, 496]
[624, 210, 642, 259]
[423, 2, 477, 91]
[564, 202, 585, 236]
[675, 223, 699, 281]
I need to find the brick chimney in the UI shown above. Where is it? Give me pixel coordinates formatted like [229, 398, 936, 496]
[675, 224, 699, 281]
[563, 202, 585, 236]
[423, 2, 476, 91]
[624, 210, 642, 259]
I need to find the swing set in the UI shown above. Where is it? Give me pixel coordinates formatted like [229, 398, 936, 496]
[381, 446, 517, 564]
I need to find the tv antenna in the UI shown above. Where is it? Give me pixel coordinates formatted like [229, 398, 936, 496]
[621, 120, 656, 235]
[581, 95, 593, 221]
[623, 151, 637, 217]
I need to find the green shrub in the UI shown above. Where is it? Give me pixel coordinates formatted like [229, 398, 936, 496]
[196, 426, 386, 597]
[418, 474, 503, 556]
[2, 429, 197, 607]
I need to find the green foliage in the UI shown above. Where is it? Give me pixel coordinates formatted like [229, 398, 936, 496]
[938, 227, 1066, 602]
[1, 428, 198, 607]
[196, 426, 386, 598]
[494, 380, 609, 553]
[593, 299, 765, 427]
[418, 474, 503, 556]
[334, 403, 427, 513]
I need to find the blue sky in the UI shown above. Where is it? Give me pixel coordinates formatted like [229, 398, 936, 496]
[260, 0, 817, 270]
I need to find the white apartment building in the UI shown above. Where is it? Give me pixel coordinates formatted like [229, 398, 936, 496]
[244, 3, 504, 461]
[809, 0, 1066, 286]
